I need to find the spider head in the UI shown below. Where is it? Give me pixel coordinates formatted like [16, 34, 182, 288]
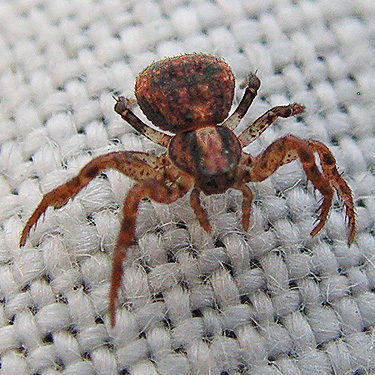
[169, 126, 241, 194]
[196, 170, 237, 195]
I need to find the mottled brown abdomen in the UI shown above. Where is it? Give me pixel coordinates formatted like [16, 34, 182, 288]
[135, 54, 235, 133]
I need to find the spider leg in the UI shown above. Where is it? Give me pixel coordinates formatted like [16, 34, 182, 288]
[114, 96, 171, 147]
[241, 134, 341, 241]
[306, 139, 356, 245]
[238, 103, 305, 147]
[236, 184, 254, 231]
[223, 73, 260, 130]
[110, 178, 191, 326]
[19, 151, 171, 247]
[20, 150, 194, 326]
[190, 186, 211, 232]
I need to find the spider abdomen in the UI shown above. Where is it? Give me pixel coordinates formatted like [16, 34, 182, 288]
[135, 54, 235, 132]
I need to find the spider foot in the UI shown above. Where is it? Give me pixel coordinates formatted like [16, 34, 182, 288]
[289, 103, 305, 116]
[306, 139, 356, 245]
[310, 197, 332, 237]
[19, 201, 50, 247]
[109, 247, 127, 327]
[19, 190, 74, 247]
[343, 201, 356, 245]
[114, 96, 133, 116]
[240, 72, 261, 92]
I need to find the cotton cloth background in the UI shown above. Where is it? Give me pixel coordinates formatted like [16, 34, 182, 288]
[1, 0, 375, 374]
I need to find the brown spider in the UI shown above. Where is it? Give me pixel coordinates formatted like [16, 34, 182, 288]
[20, 53, 356, 327]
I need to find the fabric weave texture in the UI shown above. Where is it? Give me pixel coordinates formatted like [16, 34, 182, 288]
[0, 0, 375, 374]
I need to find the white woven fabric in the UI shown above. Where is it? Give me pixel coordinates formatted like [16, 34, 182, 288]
[1, 0, 375, 374]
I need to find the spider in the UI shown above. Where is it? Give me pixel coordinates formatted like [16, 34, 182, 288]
[20, 53, 356, 327]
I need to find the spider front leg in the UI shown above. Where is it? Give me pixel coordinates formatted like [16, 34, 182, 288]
[306, 139, 356, 244]
[190, 184, 253, 234]
[241, 135, 344, 241]
[19, 151, 170, 246]
[20, 150, 193, 326]
[236, 184, 254, 231]
[110, 178, 192, 326]
[190, 186, 211, 233]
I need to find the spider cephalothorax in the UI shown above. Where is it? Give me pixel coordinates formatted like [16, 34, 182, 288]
[20, 53, 356, 326]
